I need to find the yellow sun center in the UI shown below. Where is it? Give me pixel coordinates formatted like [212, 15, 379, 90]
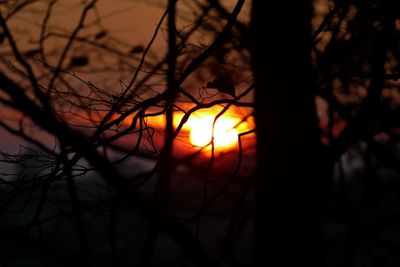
[174, 111, 238, 149]
[188, 115, 238, 148]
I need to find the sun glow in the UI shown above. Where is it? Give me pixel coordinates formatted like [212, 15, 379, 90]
[188, 115, 238, 148]
[173, 107, 250, 150]
[122, 106, 254, 152]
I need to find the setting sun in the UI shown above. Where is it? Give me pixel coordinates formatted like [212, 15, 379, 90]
[115, 105, 254, 151]
[187, 115, 239, 148]
[172, 106, 253, 150]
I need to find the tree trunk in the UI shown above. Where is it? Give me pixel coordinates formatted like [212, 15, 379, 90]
[250, 1, 323, 266]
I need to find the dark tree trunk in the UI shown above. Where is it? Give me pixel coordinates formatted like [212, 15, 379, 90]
[250, 1, 324, 266]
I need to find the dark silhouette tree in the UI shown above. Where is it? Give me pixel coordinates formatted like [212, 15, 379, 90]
[0, 1, 253, 266]
[251, 0, 324, 266]
[1, 0, 400, 266]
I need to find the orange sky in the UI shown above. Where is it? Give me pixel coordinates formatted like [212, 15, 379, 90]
[0, 0, 255, 156]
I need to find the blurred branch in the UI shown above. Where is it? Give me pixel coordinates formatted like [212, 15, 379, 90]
[0, 69, 209, 267]
[47, 0, 97, 93]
